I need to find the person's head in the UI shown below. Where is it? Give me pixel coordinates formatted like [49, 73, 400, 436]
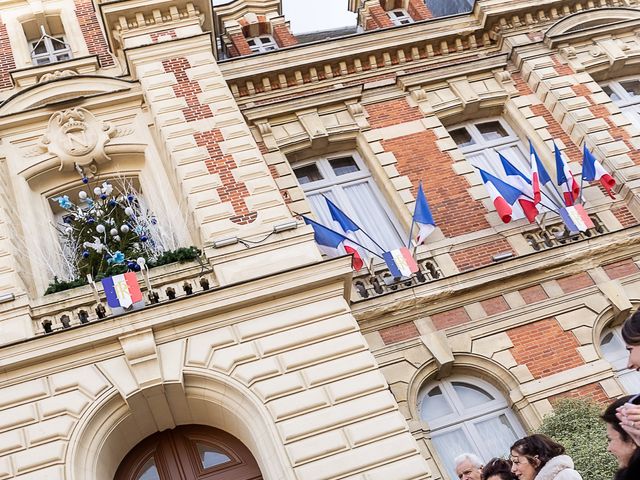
[454, 453, 483, 480]
[622, 309, 640, 370]
[601, 396, 638, 468]
[482, 458, 515, 480]
[510, 434, 565, 480]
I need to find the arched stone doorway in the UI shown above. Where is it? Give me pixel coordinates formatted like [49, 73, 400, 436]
[115, 425, 263, 480]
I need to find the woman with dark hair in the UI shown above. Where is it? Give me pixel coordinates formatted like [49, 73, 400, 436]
[482, 458, 516, 480]
[616, 309, 640, 446]
[602, 396, 640, 480]
[509, 434, 582, 480]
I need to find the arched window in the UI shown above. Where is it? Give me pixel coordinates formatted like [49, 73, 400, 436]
[600, 325, 640, 393]
[294, 151, 405, 257]
[602, 77, 640, 129]
[417, 377, 525, 480]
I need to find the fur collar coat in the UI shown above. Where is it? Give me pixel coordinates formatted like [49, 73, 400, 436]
[534, 455, 582, 480]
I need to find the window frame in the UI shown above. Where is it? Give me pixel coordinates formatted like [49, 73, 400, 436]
[388, 8, 414, 26]
[294, 151, 406, 256]
[599, 324, 640, 394]
[246, 35, 278, 53]
[602, 77, 640, 129]
[29, 34, 72, 66]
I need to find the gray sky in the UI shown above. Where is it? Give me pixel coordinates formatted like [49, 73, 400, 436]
[213, 0, 357, 34]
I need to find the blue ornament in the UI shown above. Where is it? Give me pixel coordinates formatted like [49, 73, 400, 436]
[82, 250, 90, 258]
[108, 200, 117, 207]
[127, 261, 137, 271]
[151, 218, 158, 225]
[133, 264, 141, 272]
[140, 236, 148, 242]
[87, 217, 95, 224]
[82, 177, 89, 184]
[127, 194, 135, 202]
[100, 194, 107, 200]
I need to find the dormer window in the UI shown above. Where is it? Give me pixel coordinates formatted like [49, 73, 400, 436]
[30, 34, 72, 65]
[388, 9, 413, 25]
[247, 35, 277, 53]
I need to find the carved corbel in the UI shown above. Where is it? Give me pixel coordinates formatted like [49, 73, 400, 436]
[255, 120, 279, 152]
[297, 110, 328, 140]
[346, 101, 370, 129]
[421, 331, 454, 377]
[449, 78, 480, 115]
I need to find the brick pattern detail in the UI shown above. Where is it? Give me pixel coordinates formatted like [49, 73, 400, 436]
[519, 284, 548, 304]
[75, 0, 114, 67]
[556, 272, 594, 294]
[229, 33, 252, 57]
[407, 0, 432, 20]
[431, 307, 471, 330]
[0, 22, 15, 89]
[603, 258, 639, 280]
[150, 29, 177, 43]
[379, 321, 420, 345]
[552, 55, 574, 76]
[366, 98, 423, 129]
[162, 57, 256, 224]
[272, 24, 298, 48]
[366, 5, 395, 30]
[612, 205, 638, 228]
[480, 296, 510, 316]
[382, 131, 491, 238]
[450, 239, 514, 272]
[550, 382, 610, 405]
[508, 318, 584, 379]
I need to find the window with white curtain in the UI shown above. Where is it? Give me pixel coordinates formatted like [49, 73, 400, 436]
[449, 119, 562, 221]
[602, 78, 640, 129]
[417, 377, 525, 480]
[388, 9, 413, 26]
[246, 35, 278, 53]
[600, 325, 640, 394]
[293, 152, 405, 258]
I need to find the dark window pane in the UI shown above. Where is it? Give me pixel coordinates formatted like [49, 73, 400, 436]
[32, 41, 48, 54]
[424, 0, 474, 18]
[56, 53, 71, 61]
[197, 443, 232, 469]
[260, 37, 272, 43]
[294, 164, 323, 184]
[477, 121, 508, 140]
[450, 128, 474, 147]
[136, 458, 160, 480]
[329, 157, 359, 176]
[51, 38, 66, 51]
[247, 39, 256, 46]
[620, 80, 640, 97]
[36, 57, 51, 65]
[602, 85, 620, 102]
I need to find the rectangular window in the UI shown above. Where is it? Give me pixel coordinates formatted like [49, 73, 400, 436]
[30, 35, 72, 65]
[246, 36, 278, 53]
[294, 152, 405, 257]
[388, 9, 413, 26]
[602, 78, 640, 129]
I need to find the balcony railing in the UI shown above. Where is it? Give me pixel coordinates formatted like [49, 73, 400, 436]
[524, 214, 607, 252]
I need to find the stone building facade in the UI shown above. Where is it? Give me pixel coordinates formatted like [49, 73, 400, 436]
[0, 0, 639, 479]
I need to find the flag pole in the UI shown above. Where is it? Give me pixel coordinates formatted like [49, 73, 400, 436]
[407, 213, 416, 249]
[321, 194, 386, 253]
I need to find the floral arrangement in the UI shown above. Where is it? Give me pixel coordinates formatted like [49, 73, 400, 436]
[52, 178, 163, 281]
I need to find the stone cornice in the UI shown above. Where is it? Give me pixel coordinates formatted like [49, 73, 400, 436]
[352, 225, 640, 328]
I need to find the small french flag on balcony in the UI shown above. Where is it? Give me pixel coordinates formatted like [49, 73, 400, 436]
[559, 205, 595, 233]
[102, 272, 143, 310]
[383, 247, 419, 279]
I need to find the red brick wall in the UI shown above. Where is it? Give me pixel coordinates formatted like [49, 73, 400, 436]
[379, 132, 491, 239]
[0, 22, 16, 89]
[550, 382, 610, 405]
[612, 205, 638, 228]
[272, 24, 297, 48]
[365, 98, 423, 129]
[366, 5, 395, 30]
[508, 318, 584, 379]
[481, 296, 510, 316]
[431, 307, 471, 330]
[379, 321, 420, 344]
[150, 29, 177, 43]
[162, 57, 256, 225]
[603, 258, 639, 280]
[407, 0, 432, 20]
[450, 239, 514, 272]
[75, 0, 114, 67]
[228, 33, 252, 57]
[519, 284, 548, 304]
[556, 272, 594, 294]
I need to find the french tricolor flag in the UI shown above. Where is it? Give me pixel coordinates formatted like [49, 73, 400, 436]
[529, 141, 552, 206]
[303, 216, 363, 271]
[478, 169, 524, 223]
[555, 143, 580, 206]
[324, 197, 364, 271]
[383, 247, 419, 279]
[582, 145, 615, 198]
[499, 153, 539, 223]
[102, 272, 143, 309]
[560, 205, 595, 233]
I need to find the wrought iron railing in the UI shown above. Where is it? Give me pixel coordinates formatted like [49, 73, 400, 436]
[523, 214, 607, 252]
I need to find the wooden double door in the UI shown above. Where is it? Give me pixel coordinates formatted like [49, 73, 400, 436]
[115, 425, 263, 480]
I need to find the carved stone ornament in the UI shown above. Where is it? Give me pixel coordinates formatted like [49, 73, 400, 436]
[40, 107, 115, 174]
[38, 70, 77, 84]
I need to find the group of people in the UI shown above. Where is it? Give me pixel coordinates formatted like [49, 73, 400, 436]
[453, 309, 640, 480]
